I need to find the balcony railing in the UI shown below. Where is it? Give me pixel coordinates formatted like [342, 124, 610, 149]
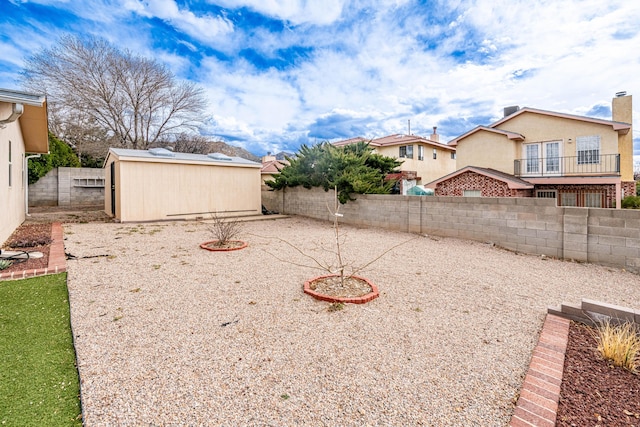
[514, 154, 620, 177]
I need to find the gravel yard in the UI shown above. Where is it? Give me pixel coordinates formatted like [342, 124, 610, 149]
[64, 216, 640, 426]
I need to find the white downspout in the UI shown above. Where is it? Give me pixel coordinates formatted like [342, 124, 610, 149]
[0, 103, 24, 128]
[24, 154, 41, 216]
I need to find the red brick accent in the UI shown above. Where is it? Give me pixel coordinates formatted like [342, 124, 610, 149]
[434, 171, 533, 197]
[199, 240, 248, 251]
[622, 181, 636, 197]
[0, 222, 67, 280]
[510, 314, 570, 427]
[304, 274, 379, 304]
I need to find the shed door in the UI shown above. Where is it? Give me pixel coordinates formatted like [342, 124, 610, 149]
[110, 161, 116, 216]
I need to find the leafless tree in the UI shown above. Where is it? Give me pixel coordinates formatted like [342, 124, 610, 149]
[22, 35, 207, 151]
[155, 132, 212, 154]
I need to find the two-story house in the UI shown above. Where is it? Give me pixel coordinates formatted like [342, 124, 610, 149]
[426, 93, 634, 208]
[0, 89, 49, 244]
[333, 129, 457, 194]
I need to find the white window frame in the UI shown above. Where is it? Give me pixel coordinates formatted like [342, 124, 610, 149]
[418, 145, 424, 161]
[576, 135, 600, 165]
[525, 143, 540, 174]
[543, 141, 561, 175]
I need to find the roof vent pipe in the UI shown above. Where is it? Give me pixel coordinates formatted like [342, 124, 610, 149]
[0, 103, 24, 128]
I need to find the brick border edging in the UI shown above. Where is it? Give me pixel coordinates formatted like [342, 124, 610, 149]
[304, 274, 380, 304]
[0, 222, 67, 280]
[510, 314, 570, 427]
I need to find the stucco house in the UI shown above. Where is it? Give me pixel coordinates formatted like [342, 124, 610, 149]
[0, 89, 48, 244]
[260, 154, 289, 189]
[104, 147, 262, 222]
[333, 129, 457, 194]
[427, 93, 634, 208]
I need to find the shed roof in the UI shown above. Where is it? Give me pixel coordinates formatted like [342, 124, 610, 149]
[107, 148, 261, 168]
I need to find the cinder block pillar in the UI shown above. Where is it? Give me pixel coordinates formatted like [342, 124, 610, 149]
[562, 207, 588, 262]
[58, 167, 71, 206]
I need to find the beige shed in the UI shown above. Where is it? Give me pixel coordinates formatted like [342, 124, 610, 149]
[104, 148, 262, 222]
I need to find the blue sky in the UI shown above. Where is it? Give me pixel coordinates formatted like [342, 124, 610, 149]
[1, 0, 639, 159]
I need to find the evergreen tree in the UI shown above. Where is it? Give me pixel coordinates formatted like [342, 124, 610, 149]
[28, 133, 81, 184]
[266, 141, 401, 203]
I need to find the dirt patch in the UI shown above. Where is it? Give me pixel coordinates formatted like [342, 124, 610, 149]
[557, 321, 640, 426]
[1, 223, 51, 274]
[26, 205, 112, 224]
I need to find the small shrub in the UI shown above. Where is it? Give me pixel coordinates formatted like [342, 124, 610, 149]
[594, 319, 640, 372]
[206, 213, 242, 245]
[327, 302, 345, 312]
[0, 259, 13, 270]
[622, 195, 640, 209]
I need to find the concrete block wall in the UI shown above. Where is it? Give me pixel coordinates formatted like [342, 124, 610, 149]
[262, 187, 640, 273]
[29, 167, 105, 207]
[29, 168, 59, 206]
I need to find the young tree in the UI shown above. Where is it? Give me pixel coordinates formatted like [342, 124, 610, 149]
[266, 141, 401, 203]
[21, 35, 207, 151]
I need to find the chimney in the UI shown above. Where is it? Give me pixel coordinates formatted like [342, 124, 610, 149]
[430, 126, 439, 142]
[504, 106, 519, 117]
[612, 91, 633, 186]
[262, 153, 276, 163]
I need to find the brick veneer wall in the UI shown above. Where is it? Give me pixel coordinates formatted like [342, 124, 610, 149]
[434, 171, 534, 198]
[623, 181, 636, 197]
[262, 187, 640, 273]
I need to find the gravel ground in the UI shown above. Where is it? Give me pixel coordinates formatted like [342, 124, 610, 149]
[64, 216, 640, 426]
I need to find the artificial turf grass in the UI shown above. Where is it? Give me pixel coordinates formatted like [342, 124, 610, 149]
[0, 273, 82, 426]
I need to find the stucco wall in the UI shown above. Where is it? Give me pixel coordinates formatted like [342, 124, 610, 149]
[262, 187, 640, 273]
[456, 131, 517, 174]
[376, 143, 456, 184]
[0, 112, 26, 244]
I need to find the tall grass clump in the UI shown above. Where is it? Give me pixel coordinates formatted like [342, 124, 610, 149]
[594, 319, 640, 373]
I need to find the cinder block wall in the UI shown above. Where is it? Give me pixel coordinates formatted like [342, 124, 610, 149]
[29, 168, 59, 206]
[262, 187, 640, 273]
[29, 167, 105, 207]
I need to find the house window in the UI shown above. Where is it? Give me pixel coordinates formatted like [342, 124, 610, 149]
[560, 193, 577, 206]
[399, 145, 413, 159]
[545, 142, 560, 173]
[536, 190, 557, 199]
[576, 135, 600, 165]
[463, 190, 481, 197]
[584, 192, 603, 208]
[8, 140, 12, 188]
[433, 148, 437, 159]
[418, 145, 424, 161]
[525, 144, 539, 174]
[451, 152, 456, 160]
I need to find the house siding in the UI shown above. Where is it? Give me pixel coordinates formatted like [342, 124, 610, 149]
[0, 104, 26, 245]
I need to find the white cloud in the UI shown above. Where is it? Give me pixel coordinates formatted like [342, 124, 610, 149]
[127, 0, 234, 43]
[213, 0, 347, 25]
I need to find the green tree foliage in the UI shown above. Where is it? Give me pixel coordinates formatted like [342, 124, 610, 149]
[28, 133, 80, 184]
[622, 195, 640, 209]
[266, 141, 401, 203]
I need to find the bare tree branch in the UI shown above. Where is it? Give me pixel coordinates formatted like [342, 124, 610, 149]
[21, 35, 208, 152]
